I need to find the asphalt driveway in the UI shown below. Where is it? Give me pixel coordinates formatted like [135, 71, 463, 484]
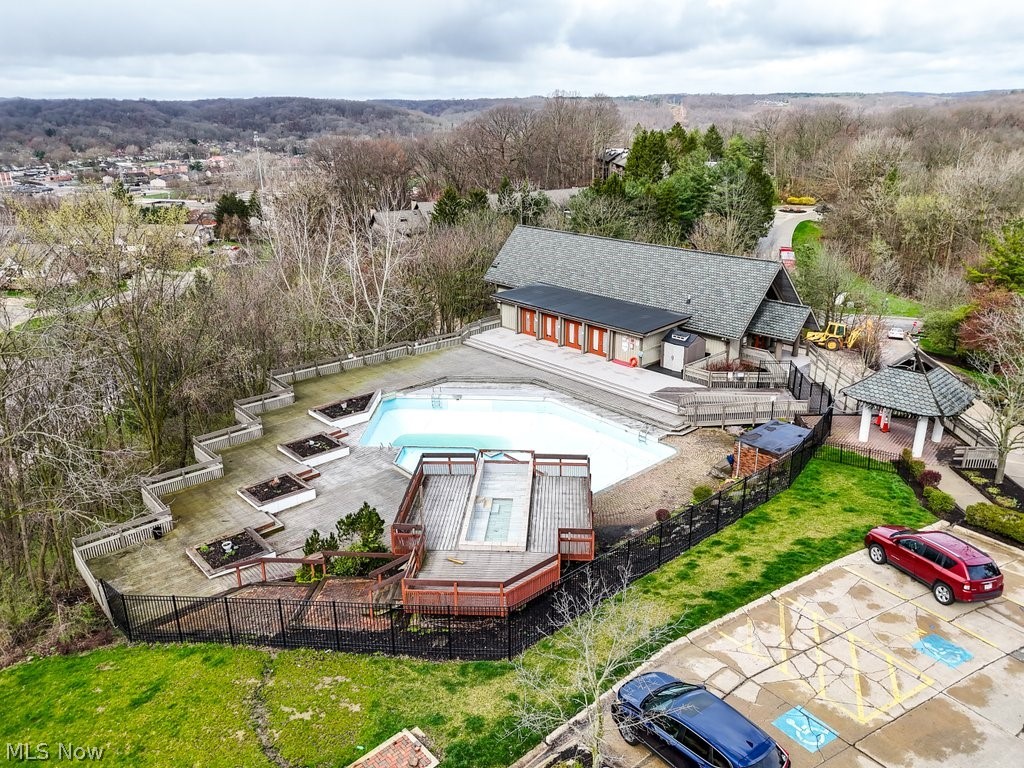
[605, 524, 1024, 768]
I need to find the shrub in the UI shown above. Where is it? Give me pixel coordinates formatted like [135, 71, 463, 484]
[295, 564, 321, 583]
[655, 508, 671, 522]
[994, 495, 1019, 509]
[337, 502, 385, 548]
[785, 196, 817, 205]
[918, 469, 942, 488]
[328, 541, 384, 578]
[922, 487, 956, 516]
[968, 475, 987, 486]
[965, 503, 1024, 543]
[692, 485, 714, 504]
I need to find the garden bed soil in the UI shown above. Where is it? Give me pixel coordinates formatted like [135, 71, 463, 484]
[953, 467, 1024, 511]
[244, 474, 305, 502]
[315, 392, 374, 420]
[282, 433, 342, 459]
[196, 529, 269, 570]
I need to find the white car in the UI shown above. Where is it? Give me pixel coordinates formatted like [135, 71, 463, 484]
[887, 327, 907, 340]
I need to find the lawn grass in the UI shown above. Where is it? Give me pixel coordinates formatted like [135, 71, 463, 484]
[792, 221, 923, 317]
[0, 461, 932, 768]
[791, 219, 821, 252]
[0, 645, 268, 767]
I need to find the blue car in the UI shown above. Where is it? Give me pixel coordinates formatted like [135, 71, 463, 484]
[612, 672, 790, 768]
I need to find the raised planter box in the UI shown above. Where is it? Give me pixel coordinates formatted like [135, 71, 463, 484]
[185, 527, 276, 579]
[308, 389, 382, 429]
[277, 432, 350, 467]
[237, 472, 316, 514]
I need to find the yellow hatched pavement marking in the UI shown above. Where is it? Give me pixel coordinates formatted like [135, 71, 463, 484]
[717, 617, 769, 660]
[782, 596, 934, 725]
[778, 600, 791, 674]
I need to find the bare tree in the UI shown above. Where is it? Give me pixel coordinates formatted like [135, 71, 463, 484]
[511, 569, 683, 767]
[967, 294, 1024, 484]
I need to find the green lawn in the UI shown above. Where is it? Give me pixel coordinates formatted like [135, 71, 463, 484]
[792, 221, 923, 317]
[791, 219, 821, 252]
[0, 460, 932, 768]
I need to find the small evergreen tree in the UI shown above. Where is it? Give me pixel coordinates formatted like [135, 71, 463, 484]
[703, 124, 724, 159]
[432, 185, 466, 227]
[214, 191, 252, 239]
[464, 188, 489, 212]
[968, 218, 1024, 292]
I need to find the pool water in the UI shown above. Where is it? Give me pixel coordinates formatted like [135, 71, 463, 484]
[359, 395, 674, 491]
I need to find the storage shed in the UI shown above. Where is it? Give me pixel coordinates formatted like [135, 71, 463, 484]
[661, 328, 706, 372]
[733, 420, 810, 477]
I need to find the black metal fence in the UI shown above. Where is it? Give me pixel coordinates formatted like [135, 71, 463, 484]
[817, 442, 900, 473]
[101, 367, 836, 661]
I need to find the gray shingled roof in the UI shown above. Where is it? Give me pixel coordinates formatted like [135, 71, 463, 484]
[486, 226, 788, 340]
[747, 300, 814, 343]
[841, 362, 975, 417]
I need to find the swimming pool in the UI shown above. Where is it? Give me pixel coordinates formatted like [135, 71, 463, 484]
[359, 395, 674, 491]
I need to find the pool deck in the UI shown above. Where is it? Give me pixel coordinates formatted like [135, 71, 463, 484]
[412, 455, 591, 583]
[89, 345, 673, 598]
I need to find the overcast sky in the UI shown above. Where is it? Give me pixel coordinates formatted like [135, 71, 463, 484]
[2, 1, 1021, 100]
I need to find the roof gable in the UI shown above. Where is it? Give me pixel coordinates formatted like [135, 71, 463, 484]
[486, 226, 786, 340]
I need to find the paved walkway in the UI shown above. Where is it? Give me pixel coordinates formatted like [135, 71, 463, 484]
[935, 467, 989, 510]
[519, 524, 1024, 768]
[468, 327, 701, 396]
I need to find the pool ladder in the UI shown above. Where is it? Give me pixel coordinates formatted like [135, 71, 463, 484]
[431, 387, 442, 409]
[638, 429, 648, 445]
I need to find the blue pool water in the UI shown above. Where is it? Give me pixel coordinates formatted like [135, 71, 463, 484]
[359, 395, 674, 491]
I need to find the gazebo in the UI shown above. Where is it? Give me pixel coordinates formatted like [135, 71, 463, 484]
[841, 352, 975, 458]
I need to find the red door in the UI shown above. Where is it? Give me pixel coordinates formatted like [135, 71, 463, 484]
[564, 320, 582, 350]
[541, 314, 558, 342]
[587, 326, 607, 357]
[519, 308, 537, 336]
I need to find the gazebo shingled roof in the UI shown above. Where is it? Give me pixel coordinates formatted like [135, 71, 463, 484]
[841, 351, 975, 417]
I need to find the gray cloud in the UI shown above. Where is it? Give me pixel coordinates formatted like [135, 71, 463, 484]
[0, 1, 1021, 99]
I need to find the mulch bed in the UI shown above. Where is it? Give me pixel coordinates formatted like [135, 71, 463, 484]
[953, 467, 1024, 510]
[197, 530, 266, 570]
[244, 474, 305, 501]
[316, 392, 374, 420]
[283, 433, 342, 458]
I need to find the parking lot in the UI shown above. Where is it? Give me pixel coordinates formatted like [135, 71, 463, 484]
[607, 524, 1024, 767]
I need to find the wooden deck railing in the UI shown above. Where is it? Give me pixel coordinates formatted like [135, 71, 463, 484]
[534, 454, 591, 477]
[401, 554, 561, 615]
[228, 550, 400, 588]
[558, 527, 596, 561]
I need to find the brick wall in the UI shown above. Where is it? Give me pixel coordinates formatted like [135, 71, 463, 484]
[733, 443, 778, 478]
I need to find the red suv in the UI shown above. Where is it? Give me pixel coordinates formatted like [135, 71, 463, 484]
[864, 526, 1003, 605]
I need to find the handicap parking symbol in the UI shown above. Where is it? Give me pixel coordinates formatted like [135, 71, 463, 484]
[913, 633, 973, 668]
[772, 706, 838, 753]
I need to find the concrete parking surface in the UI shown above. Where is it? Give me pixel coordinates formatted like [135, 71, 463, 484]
[606, 524, 1024, 768]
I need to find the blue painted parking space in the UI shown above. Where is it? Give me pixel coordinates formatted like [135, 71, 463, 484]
[772, 706, 839, 753]
[913, 633, 974, 668]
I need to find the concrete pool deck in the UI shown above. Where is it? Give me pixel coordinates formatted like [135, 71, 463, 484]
[89, 345, 704, 597]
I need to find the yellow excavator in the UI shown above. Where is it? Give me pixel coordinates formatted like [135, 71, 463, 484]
[805, 321, 865, 351]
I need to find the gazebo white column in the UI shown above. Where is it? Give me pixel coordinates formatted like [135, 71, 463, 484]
[859, 404, 872, 443]
[912, 416, 929, 458]
[931, 418, 945, 443]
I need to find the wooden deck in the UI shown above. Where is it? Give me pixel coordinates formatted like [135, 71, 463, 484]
[415, 549, 550, 583]
[419, 474, 475, 550]
[529, 476, 590, 552]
